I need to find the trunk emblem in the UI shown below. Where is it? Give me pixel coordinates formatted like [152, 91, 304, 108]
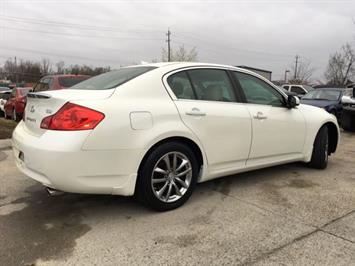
[30, 106, 35, 113]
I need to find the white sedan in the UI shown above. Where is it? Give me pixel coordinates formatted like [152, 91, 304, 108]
[12, 62, 339, 211]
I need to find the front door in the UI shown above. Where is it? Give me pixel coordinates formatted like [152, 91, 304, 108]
[232, 71, 306, 166]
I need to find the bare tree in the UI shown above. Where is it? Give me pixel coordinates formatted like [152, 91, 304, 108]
[41, 58, 52, 75]
[288, 59, 315, 84]
[162, 45, 198, 62]
[325, 43, 355, 86]
[55, 61, 65, 74]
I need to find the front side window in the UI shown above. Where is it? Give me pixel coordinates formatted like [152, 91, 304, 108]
[290, 86, 306, 95]
[167, 71, 195, 99]
[187, 69, 236, 102]
[233, 72, 285, 107]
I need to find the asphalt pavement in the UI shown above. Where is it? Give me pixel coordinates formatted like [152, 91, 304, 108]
[1, 131, 355, 266]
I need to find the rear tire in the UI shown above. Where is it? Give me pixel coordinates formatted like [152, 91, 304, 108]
[136, 142, 199, 211]
[309, 126, 329, 169]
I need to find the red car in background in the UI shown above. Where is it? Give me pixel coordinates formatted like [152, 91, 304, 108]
[32, 74, 90, 92]
[4, 87, 32, 121]
[4, 75, 90, 121]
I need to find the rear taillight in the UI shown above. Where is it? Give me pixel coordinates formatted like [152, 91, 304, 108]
[40, 102, 105, 130]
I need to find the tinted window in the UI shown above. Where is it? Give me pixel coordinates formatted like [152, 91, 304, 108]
[234, 72, 284, 107]
[283, 85, 289, 90]
[167, 71, 195, 99]
[71, 66, 156, 90]
[290, 86, 305, 95]
[58, 76, 90, 88]
[187, 69, 236, 102]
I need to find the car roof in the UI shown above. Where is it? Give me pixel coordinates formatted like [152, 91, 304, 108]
[128, 62, 266, 78]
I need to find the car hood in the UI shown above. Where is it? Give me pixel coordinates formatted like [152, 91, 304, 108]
[300, 99, 338, 108]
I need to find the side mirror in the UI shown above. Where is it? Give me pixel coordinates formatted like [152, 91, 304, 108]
[287, 95, 300, 108]
[341, 96, 355, 105]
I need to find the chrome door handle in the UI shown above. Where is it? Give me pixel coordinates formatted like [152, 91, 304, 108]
[186, 108, 206, 116]
[253, 112, 267, 120]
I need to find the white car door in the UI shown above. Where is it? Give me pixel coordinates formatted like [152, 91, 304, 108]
[232, 71, 306, 166]
[164, 68, 252, 179]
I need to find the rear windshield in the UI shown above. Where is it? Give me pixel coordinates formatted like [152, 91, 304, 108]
[58, 76, 90, 88]
[70, 66, 156, 90]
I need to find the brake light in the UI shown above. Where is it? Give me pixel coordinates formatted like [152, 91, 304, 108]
[40, 103, 105, 130]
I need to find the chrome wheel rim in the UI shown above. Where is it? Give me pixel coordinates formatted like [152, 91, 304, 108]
[151, 151, 192, 203]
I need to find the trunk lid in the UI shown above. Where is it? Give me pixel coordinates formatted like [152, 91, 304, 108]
[24, 89, 114, 136]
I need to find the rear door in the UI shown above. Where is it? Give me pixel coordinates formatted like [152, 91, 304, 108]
[164, 68, 252, 178]
[232, 71, 306, 166]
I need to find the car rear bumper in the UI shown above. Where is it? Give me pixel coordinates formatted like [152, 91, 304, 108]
[12, 122, 142, 196]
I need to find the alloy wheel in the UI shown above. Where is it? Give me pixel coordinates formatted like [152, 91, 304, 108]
[151, 151, 192, 203]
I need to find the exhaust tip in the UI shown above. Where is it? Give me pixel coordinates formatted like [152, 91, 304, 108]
[45, 187, 64, 196]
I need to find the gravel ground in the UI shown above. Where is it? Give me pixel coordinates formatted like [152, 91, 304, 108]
[0, 131, 355, 266]
[0, 118, 17, 139]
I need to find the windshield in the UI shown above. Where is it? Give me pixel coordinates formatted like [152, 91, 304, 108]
[70, 66, 156, 90]
[302, 89, 341, 101]
[303, 85, 314, 91]
[58, 76, 90, 88]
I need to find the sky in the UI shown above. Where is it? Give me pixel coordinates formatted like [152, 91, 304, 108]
[0, 0, 354, 82]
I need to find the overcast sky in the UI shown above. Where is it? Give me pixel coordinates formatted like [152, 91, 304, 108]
[0, 0, 354, 81]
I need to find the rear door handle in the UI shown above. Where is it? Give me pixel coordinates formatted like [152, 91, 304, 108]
[253, 112, 267, 120]
[186, 108, 206, 116]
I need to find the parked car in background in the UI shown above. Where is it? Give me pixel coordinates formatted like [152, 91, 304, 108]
[0, 90, 11, 117]
[13, 62, 339, 211]
[4, 87, 32, 121]
[32, 74, 90, 92]
[300, 87, 353, 121]
[0, 86, 10, 92]
[282, 84, 314, 98]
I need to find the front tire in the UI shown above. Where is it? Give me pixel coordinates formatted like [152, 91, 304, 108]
[309, 126, 329, 169]
[136, 142, 199, 211]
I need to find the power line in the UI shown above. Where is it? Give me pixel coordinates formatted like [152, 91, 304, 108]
[0, 15, 163, 35]
[0, 46, 126, 64]
[1, 26, 164, 41]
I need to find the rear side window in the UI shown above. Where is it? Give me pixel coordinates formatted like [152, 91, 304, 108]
[167, 72, 195, 99]
[187, 69, 236, 102]
[71, 66, 156, 90]
[58, 76, 90, 88]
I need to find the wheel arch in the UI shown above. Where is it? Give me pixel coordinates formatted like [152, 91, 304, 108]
[135, 136, 205, 194]
[323, 121, 339, 154]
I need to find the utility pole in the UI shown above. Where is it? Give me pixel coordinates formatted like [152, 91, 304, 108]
[14, 56, 18, 83]
[166, 29, 171, 62]
[294, 55, 299, 80]
[284, 69, 290, 83]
